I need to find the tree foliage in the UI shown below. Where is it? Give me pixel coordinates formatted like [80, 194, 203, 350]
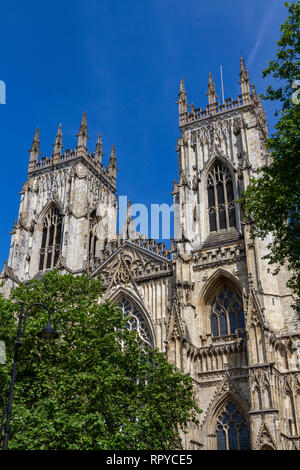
[0, 270, 199, 450]
[240, 1, 300, 298]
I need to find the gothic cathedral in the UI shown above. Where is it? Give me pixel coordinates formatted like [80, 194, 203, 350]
[1, 58, 299, 450]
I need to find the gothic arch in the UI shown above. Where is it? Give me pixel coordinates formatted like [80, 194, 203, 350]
[38, 203, 64, 271]
[275, 343, 289, 370]
[253, 385, 263, 410]
[262, 384, 272, 409]
[202, 155, 235, 181]
[199, 269, 242, 303]
[88, 209, 99, 259]
[202, 157, 241, 235]
[198, 269, 245, 337]
[207, 392, 251, 450]
[108, 287, 156, 348]
[247, 290, 267, 364]
[37, 199, 64, 225]
[283, 385, 297, 435]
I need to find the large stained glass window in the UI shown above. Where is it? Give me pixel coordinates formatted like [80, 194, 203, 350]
[207, 162, 236, 232]
[39, 206, 63, 271]
[216, 402, 251, 450]
[118, 297, 153, 348]
[210, 284, 245, 338]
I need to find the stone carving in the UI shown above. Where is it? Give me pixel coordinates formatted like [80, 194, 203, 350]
[256, 421, 276, 450]
[95, 243, 172, 285]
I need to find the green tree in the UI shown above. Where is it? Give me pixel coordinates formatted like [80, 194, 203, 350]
[240, 1, 300, 298]
[0, 270, 199, 450]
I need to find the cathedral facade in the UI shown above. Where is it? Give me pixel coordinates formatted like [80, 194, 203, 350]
[1, 59, 300, 450]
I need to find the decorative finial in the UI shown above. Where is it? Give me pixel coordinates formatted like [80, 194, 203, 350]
[28, 128, 40, 163]
[52, 124, 63, 155]
[179, 78, 186, 94]
[81, 111, 87, 126]
[108, 144, 117, 180]
[206, 72, 217, 105]
[110, 144, 116, 160]
[177, 78, 188, 117]
[76, 112, 89, 148]
[240, 56, 246, 71]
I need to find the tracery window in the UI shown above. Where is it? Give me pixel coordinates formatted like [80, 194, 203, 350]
[210, 284, 245, 338]
[118, 297, 153, 348]
[216, 402, 251, 450]
[88, 211, 98, 259]
[207, 162, 236, 232]
[39, 206, 63, 271]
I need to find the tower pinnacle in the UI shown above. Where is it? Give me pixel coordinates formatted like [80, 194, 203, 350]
[206, 72, 217, 105]
[28, 128, 40, 164]
[108, 144, 117, 180]
[95, 132, 104, 164]
[178, 78, 188, 116]
[76, 112, 89, 148]
[239, 56, 250, 95]
[52, 124, 63, 156]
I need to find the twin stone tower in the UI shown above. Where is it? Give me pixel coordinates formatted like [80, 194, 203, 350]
[1, 59, 299, 450]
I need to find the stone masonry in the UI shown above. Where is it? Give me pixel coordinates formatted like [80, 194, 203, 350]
[1, 58, 299, 450]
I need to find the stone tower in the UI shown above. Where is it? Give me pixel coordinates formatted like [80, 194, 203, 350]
[4, 113, 118, 291]
[1, 59, 299, 450]
[169, 57, 299, 450]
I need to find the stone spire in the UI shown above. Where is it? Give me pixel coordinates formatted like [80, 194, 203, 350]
[178, 78, 188, 115]
[239, 56, 250, 95]
[95, 132, 104, 164]
[28, 128, 40, 164]
[108, 144, 117, 180]
[76, 112, 89, 148]
[52, 124, 63, 156]
[207, 72, 217, 105]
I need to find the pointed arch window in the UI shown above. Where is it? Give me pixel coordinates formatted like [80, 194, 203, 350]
[207, 162, 236, 232]
[210, 284, 245, 339]
[118, 297, 153, 348]
[216, 402, 251, 450]
[88, 210, 98, 259]
[39, 206, 63, 271]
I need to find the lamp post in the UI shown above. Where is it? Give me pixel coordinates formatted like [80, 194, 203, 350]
[2, 302, 59, 450]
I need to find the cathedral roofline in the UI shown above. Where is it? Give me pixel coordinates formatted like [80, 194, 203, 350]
[178, 58, 258, 128]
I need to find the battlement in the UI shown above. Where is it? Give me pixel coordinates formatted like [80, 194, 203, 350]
[28, 146, 116, 191]
[179, 92, 252, 127]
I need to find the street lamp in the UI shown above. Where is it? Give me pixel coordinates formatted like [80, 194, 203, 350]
[2, 302, 59, 450]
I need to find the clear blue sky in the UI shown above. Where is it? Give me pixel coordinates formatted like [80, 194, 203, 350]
[0, 0, 290, 265]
